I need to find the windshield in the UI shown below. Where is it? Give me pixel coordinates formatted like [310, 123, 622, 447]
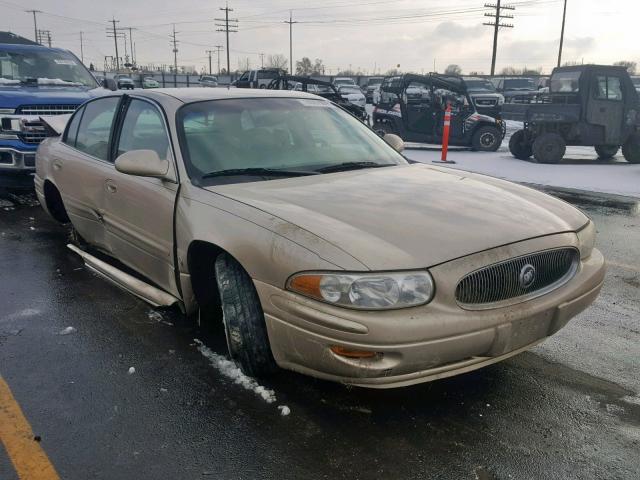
[550, 71, 581, 93]
[367, 79, 383, 87]
[0, 48, 97, 87]
[503, 79, 536, 90]
[464, 79, 496, 92]
[178, 98, 405, 184]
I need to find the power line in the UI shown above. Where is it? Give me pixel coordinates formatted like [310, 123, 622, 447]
[483, 1, 515, 75]
[215, 4, 238, 74]
[284, 11, 298, 74]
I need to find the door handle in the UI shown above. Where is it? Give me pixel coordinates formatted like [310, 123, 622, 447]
[105, 180, 117, 194]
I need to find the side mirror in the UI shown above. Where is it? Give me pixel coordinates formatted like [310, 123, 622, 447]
[102, 78, 118, 91]
[115, 150, 169, 178]
[383, 133, 405, 153]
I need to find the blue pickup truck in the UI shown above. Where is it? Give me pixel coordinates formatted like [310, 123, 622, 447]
[0, 37, 106, 183]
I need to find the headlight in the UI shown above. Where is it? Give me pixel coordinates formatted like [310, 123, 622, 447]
[287, 271, 435, 310]
[576, 221, 596, 259]
[0, 108, 15, 115]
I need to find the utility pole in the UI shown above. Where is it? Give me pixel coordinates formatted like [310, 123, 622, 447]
[107, 18, 121, 71]
[26, 10, 41, 44]
[214, 45, 223, 75]
[259, 53, 265, 69]
[284, 11, 298, 74]
[127, 28, 136, 65]
[215, 5, 238, 74]
[80, 31, 84, 64]
[557, 0, 568, 67]
[483, 1, 514, 76]
[171, 24, 179, 74]
[37, 30, 52, 47]
[206, 49, 214, 74]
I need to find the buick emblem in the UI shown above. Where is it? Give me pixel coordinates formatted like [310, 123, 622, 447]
[519, 264, 536, 289]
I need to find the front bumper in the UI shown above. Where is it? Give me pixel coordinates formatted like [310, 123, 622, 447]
[0, 146, 37, 172]
[255, 234, 606, 388]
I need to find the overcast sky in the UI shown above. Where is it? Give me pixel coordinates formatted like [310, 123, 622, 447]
[1, 0, 637, 75]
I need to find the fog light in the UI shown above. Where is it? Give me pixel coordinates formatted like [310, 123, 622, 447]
[330, 346, 379, 359]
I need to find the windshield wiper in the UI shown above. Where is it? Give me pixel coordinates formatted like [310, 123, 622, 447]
[201, 167, 320, 179]
[315, 162, 394, 173]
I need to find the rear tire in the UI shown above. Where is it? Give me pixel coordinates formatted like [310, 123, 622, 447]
[533, 133, 566, 164]
[622, 134, 640, 164]
[595, 145, 619, 159]
[509, 130, 533, 159]
[471, 126, 502, 152]
[214, 253, 277, 377]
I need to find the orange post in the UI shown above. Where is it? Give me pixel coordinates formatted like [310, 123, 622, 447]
[432, 102, 456, 164]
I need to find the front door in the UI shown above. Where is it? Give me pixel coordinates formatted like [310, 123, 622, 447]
[403, 80, 435, 141]
[587, 73, 625, 144]
[102, 97, 179, 295]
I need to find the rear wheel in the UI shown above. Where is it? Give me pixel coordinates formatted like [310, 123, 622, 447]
[533, 133, 566, 164]
[595, 145, 619, 159]
[622, 134, 640, 164]
[471, 126, 502, 152]
[509, 130, 533, 159]
[214, 253, 277, 377]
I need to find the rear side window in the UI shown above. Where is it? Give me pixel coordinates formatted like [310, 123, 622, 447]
[594, 76, 623, 101]
[63, 106, 84, 147]
[75, 97, 120, 161]
[116, 99, 171, 161]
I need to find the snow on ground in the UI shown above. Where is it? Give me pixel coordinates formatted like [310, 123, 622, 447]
[193, 338, 279, 405]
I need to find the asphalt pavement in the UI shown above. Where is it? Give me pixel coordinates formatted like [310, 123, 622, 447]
[1, 191, 639, 480]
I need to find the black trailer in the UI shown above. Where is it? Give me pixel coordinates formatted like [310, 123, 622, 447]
[508, 65, 640, 163]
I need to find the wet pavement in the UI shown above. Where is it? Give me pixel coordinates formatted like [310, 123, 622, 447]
[0, 191, 639, 480]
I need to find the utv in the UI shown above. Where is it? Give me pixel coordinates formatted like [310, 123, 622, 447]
[508, 65, 640, 164]
[267, 75, 368, 122]
[372, 74, 504, 151]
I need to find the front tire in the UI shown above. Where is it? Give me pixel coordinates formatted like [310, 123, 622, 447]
[533, 133, 566, 164]
[509, 130, 533, 159]
[622, 134, 640, 164]
[595, 145, 619, 159]
[471, 126, 502, 152]
[214, 253, 277, 377]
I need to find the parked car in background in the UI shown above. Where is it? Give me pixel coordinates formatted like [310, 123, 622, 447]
[36, 87, 604, 388]
[492, 77, 538, 103]
[0, 35, 102, 179]
[332, 77, 357, 87]
[142, 76, 160, 89]
[363, 76, 384, 103]
[199, 75, 218, 88]
[115, 74, 135, 90]
[373, 74, 504, 151]
[235, 69, 282, 89]
[462, 77, 505, 119]
[338, 85, 366, 108]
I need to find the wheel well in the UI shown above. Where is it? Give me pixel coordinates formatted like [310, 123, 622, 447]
[43, 180, 70, 224]
[187, 241, 227, 311]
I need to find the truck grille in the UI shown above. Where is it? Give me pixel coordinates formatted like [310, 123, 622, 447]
[16, 104, 79, 115]
[474, 98, 498, 106]
[17, 120, 48, 144]
[455, 248, 579, 309]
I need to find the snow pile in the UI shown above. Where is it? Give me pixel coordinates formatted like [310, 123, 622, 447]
[277, 405, 291, 416]
[193, 338, 277, 404]
[59, 326, 76, 335]
[0, 78, 19, 85]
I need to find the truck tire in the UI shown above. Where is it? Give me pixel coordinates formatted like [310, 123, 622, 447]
[595, 145, 619, 159]
[214, 253, 277, 377]
[533, 133, 566, 164]
[509, 130, 533, 159]
[471, 126, 502, 152]
[622, 134, 640, 164]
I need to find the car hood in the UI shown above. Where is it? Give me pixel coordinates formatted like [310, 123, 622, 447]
[0, 85, 103, 109]
[208, 164, 588, 270]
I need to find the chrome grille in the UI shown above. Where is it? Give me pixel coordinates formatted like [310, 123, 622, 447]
[455, 248, 579, 308]
[17, 120, 48, 144]
[16, 104, 79, 115]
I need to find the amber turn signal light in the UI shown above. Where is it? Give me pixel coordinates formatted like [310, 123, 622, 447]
[330, 346, 379, 359]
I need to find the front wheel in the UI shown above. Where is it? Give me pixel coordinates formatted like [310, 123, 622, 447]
[214, 253, 277, 377]
[471, 126, 502, 152]
[622, 134, 640, 164]
[595, 145, 619, 159]
[533, 133, 566, 164]
[509, 130, 533, 159]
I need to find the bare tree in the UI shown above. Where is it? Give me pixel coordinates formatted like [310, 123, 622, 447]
[266, 54, 288, 71]
[444, 64, 462, 76]
[613, 61, 637, 75]
[296, 57, 313, 75]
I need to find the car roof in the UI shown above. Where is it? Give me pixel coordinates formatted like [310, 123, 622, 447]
[130, 87, 324, 104]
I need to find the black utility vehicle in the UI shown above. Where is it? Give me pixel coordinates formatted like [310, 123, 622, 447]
[508, 65, 640, 164]
[267, 75, 368, 122]
[492, 77, 539, 104]
[372, 73, 504, 151]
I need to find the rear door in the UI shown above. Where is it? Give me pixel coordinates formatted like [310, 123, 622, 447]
[51, 96, 121, 250]
[103, 97, 180, 295]
[403, 79, 435, 139]
[587, 72, 625, 144]
[235, 71, 250, 88]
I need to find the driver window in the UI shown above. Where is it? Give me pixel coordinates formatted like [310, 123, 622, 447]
[594, 75, 623, 101]
[117, 99, 171, 161]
